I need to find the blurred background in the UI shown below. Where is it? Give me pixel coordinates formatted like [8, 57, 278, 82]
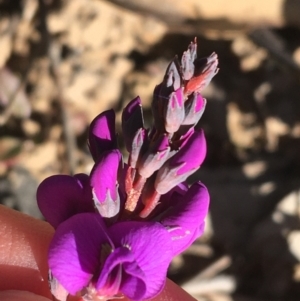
[1, 0, 300, 300]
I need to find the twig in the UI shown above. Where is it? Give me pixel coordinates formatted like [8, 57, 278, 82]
[249, 28, 300, 78]
[0, 15, 25, 126]
[182, 255, 234, 295]
[38, 0, 77, 175]
[183, 243, 214, 258]
[0, 77, 27, 126]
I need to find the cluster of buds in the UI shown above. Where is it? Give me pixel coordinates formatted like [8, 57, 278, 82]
[37, 38, 218, 301]
[123, 41, 218, 218]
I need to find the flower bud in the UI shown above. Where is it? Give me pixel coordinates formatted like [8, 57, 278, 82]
[163, 58, 182, 91]
[182, 93, 206, 125]
[88, 110, 117, 162]
[181, 38, 197, 81]
[90, 150, 122, 218]
[138, 134, 170, 179]
[152, 59, 182, 133]
[185, 52, 219, 95]
[122, 96, 144, 152]
[164, 88, 185, 133]
[155, 129, 206, 194]
[129, 128, 147, 168]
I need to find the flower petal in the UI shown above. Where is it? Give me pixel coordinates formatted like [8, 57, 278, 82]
[105, 221, 173, 300]
[172, 128, 206, 175]
[160, 182, 210, 255]
[88, 110, 117, 161]
[37, 174, 94, 228]
[96, 247, 146, 300]
[90, 150, 122, 218]
[49, 213, 108, 295]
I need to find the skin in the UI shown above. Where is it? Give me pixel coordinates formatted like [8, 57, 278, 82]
[0, 205, 196, 301]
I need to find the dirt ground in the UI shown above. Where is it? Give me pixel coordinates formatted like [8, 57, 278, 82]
[0, 0, 300, 300]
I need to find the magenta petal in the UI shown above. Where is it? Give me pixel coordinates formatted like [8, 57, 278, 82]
[105, 221, 173, 300]
[172, 128, 206, 175]
[90, 150, 122, 218]
[160, 182, 210, 255]
[37, 174, 94, 228]
[96, 247, 146, 300]
[73, 173, 94, 213]
[49, 213, 108, 295]
[88, 110, 117, 161]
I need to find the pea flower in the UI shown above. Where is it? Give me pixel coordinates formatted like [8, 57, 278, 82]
[37, 38, 218, 301]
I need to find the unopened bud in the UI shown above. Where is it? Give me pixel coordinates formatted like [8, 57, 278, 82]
[185, 52, 219, 95]
[138, 134, 171, 179]
[182, 94, 206, 125]
[164, 88, 185, 133]
[90, 150, 122, 218]
[122, 96, 144, 152]
[88, 110, 117, 162]
[181, 37, 197, 81]
[129, 128, 147, 168]
[155, 129, 206, 194]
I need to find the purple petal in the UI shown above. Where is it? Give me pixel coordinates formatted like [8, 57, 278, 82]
[49, 213, 108, 295]
[88, 110, 117, 161]
[74, 173, 94, 213]
[154, 130, 206, 194]
[171, 128, 206, 175]
[122, 97, 144, 152]
[160, 182, 210, 255]
[96, 247, 146, 300]
[90, 150, 122, 218]
[152, 182, 189, 216]
[37, 174, 94, 228]
[98, 221, 173, 300]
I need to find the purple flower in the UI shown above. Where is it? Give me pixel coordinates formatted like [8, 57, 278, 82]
[37, 173, 94, 228]
[49, 213, 173, 300]
[88, 110, 117, 162]
[37, 38, 217, 301]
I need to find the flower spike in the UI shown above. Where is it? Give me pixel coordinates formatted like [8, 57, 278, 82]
[37, 37, 218, 301]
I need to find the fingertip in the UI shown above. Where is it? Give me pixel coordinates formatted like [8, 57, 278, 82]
[152, 279, 196, 301]
[0, 205, 54, 298]
[0, 290, 52, 301]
